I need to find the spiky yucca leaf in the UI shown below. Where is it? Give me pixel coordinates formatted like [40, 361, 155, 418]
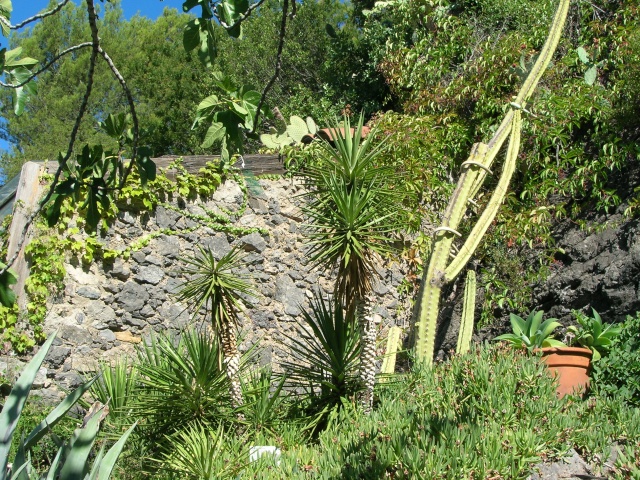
[178, 246, 255, 335]
[282, 293, 361, 417]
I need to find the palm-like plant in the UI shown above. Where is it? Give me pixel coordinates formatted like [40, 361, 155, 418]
[177, 246, 256, 408]
[282, 292, 361, 426]
[301, 114, 407, 412]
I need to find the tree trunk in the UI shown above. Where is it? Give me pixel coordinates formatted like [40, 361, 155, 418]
[358, 295, 377, 413]
[220, 321, 243, 408]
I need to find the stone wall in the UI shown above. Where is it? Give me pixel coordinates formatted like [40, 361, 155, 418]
[9, 176, 409, 399]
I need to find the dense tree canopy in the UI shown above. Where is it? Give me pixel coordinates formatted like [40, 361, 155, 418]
[0, 1, 211, 180]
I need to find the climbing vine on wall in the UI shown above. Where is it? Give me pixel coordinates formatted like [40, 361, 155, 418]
[0, 158, 269, 353]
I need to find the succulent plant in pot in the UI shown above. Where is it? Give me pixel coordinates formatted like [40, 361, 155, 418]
[494, 310, 592, 398]
[494, 310, 566, 352]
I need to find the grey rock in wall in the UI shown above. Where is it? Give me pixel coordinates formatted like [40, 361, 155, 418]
[31, 177, 410, 398]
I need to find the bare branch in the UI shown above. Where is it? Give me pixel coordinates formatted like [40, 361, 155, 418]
[250, 0, 289, 134]
[8, 0, 71, 30]
[97, 45, 139, 189]
[212, 0, 268, 32]
[0, 1, 99, 277]
[0, 43, 93, 89]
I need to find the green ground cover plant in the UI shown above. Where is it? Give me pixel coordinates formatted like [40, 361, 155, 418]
[85, 341, 639, 479]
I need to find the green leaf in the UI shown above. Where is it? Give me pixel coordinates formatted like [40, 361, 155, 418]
[201, 122, 226, 148]
[576, 46, 590, 64]
[509, 314, 526, 337]
[24, 377, 98, 450]
[325, 23, 337, 39]
[95, 422, 137, 480]
[10, 66, 37, 116]
[182, 0, 200, 13]
[100, 113, 127, 139]
[58, 407, 104, 480]
[0, 334, 58, 475]
[135, 146, 156, 185]
[584, 65, 597, 85]
[183, 18, 201, 52]
[0, 262, 17, 307]
[216, 0, 249, 38]
[197, 24, 216, 68]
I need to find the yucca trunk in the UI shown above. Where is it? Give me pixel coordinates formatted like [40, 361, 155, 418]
[220, 320, 243, 408]
[358, 296, 377, 413]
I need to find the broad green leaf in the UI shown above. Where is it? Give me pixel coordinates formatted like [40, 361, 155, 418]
[23, 377, 98, 450]
[94, 422, 137, 480]
[58, 407, 103, 480]
[183, 0, 200, 12]
[183, 19, 200, 52]
[542, 338, 565, 348]
[197, 24, 216, 68]
[529, 310, 544, 336]
[100, 113, 126, 139]
[196, 94, 220, 112]
[577, 46, 590, 64]
[325, 23, 337, 39]
[509, 314, 526, 337]
[135, 146, 156, 185]
[211, 70, 237, 94]
[85, 190, 100, 230]
[584, 65, 597, 85]
[0, 334, 57, 475]
[216, 0, 249, 38]
[201, 122, 226, 148]
[10, 66, 37, 116]
[0, 261, 17, 307]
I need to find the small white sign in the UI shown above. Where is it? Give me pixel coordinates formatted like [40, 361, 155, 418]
[249, 446, 281, 466]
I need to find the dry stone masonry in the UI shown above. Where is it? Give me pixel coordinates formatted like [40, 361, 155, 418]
[27, 177, 409, 399]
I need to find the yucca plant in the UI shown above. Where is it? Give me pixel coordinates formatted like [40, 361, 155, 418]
[160, 424, 241, 480]
[282, 292, 361, 429]
[90, 358, 139, 425]
[177, 245, 256, 408]
[300, 114, 407, 412]
[241, 367, 287, 436]
[132, 330, 234, 444]
[0, 333, 135, 480]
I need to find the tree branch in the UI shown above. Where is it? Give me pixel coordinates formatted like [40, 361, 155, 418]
[0, 3, 99, 278]
[250, 0, 289, 134]
[96, 45, 140, 190]
[212, 0, 268, 31]
[3, 0, 71, 30]
[0, 43, 93, 89]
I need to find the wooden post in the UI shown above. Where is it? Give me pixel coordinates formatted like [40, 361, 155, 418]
[7, 162, 44, 308]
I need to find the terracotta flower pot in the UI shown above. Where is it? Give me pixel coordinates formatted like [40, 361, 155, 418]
[539, 347, 592, 398]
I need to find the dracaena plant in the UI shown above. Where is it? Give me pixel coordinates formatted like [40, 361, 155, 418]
[177, 246, 256, 408]
[300, 114, 408, 413]
[567, 309, 622, 361]
[494, 310, 565, 352]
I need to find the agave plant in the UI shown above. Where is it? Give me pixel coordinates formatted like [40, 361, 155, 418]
[568, 309, 622, 361]
[494, 310, 565, 352]
[300, 114, 407, 412]
[177, 246, 256, 408]
[0, 333, 135, 480]
[282, 292, 361, 428]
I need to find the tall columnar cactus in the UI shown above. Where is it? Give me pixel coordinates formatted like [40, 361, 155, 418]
[381, 326, 403, 375]
[413, 0, 571, 365]
[456, 271, 476, 355]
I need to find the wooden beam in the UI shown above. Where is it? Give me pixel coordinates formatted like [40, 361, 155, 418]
[7, 162, 44, 308]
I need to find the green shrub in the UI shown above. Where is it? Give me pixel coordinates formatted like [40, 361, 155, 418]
[591, 312, 640, 407]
